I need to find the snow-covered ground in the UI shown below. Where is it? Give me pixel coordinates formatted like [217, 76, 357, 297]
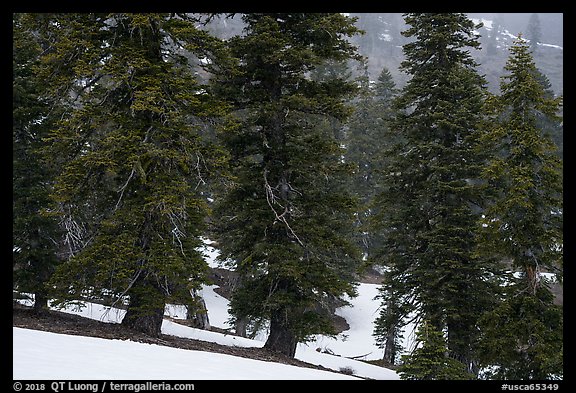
[13, 327, 359, 380]
[13, 240, 401, 380]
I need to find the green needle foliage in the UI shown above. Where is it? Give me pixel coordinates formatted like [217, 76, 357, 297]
[13, 13, 563, 377]
[210, 13, 363, 357]
[397, 320, 474, 380]
[344, 65, 399, 258]
[476, 36, 563, 380]
[22, 13, 228, 336]
[371, 13, 496, 376]
[13, 14, 63, 311]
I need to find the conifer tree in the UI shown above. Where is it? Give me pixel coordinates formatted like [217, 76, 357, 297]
[526, 13, 542, 53]
[28, 13, 228, 336]
[345, 65, 398, 257]
[476, 36, 563, 379]
[397, 320, 474, 380]
[532, 69, 563, 159]
[211, 13, 363, 357]
[13, 13, 63, 311]
[371, 13, 495, 375]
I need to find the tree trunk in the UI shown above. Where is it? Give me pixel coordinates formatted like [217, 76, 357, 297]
[525, 264, 539, 295]
[447, 319, 477, 376]
[122, 276, 165, 337]
[264, 308, 298, 358]
[33, 261, 52, 313]
[381, 299, 399, 366]
[186, 290, 211, 330]
[33, 292, 48, 313]
[382, 324, 398, 366]
[235, 317, 248, 338]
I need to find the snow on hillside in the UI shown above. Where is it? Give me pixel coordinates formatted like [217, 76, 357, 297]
[471, 17, 563, 51]
[13, 327, 357, 380]
[196, 239, 416, 362]
[13, 239, 401, 380]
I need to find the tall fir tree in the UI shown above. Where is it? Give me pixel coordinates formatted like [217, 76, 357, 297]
[476, 36, 563, 379]
[13, 13, 63, 311]
[211, 13, 363, 357]
[526, 13, 542, 53]
[369, 68, 404, 366]
[27, 13, 228, 336]
[371, 13, 495, 376]
[345, 65, 398, 259]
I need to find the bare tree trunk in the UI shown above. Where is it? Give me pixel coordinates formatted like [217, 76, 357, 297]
[186, 290, 211, 330]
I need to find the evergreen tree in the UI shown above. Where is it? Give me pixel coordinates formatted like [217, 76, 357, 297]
[308, 57, 355, 143]
[476, 36, 563, 379]
[374, 66, 399, 102]
[371, 13, 495, 376]
[532, 69, 563, 159]
[342, 65, 404, 366]
[478, 285, 563, 379]
[397, 320, 474, 380]
[28, 13, 228, 336]
[211, 13, 363, 357]
[372, 282, 406, 366]
[526, 13, 542, 53]
[13, 13, 63, 311]
[344, 64, 397, 257]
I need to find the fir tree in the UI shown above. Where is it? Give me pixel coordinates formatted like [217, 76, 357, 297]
[526, 13, 542, 53]
[476, 36, 563, 379]
[211, 13, 363, 357]
[341, 64, 405, 366]
[532, 69, 563, 159]
[372, 282, 405, 366]
[374, 67, 399, 102]
[371, 13, 495, 376]
[13, 13, 63, 311]
[345, 65, 398, 258]
[28, 13, 228, 336]
[397, 320, 474, 380]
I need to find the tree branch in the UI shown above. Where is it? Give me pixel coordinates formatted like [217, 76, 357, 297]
[263, 169, 304, 247]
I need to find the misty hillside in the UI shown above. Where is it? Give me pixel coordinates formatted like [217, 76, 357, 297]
[205, 13, 563, 95]
[354, 13, 563, 95]
[350, 13, 563, 95]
